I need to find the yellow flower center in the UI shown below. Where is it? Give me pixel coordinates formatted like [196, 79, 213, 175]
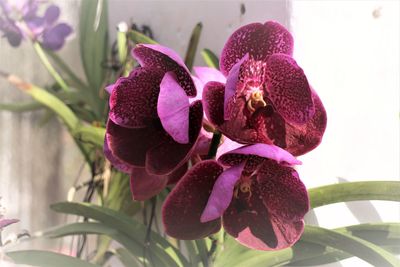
[246, 90, 267, 112]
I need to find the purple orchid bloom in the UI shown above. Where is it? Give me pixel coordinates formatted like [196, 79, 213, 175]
[0, 217, 18, 230]
[104, 44, 203, 200]
[162, 142, 309, 250]
[0, 0, 72, 50]
[201, 21, 327, 156]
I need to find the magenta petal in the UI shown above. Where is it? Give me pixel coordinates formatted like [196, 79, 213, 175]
[201, 162, 245, 222]
[0, 218, 19, 229]
[130, 168, 168, 201]
[224, 54, 249, 120]
[109, 67, 164, 128]
[103, 138, 134, 174]
[220, 21, 293, 76]
[158, 72, 190, 144]
[285, 89, 327, 156]
[106, 119, 164, 167]
[219, 144, 301, 167]
[257, 160, 309, 222]
[162, 160, 223, 239]
[265, 54, 314, 124]
[223, 180, 304, 250]
[194, 66, 226, 85]
[132, 44, 196, 97]
[105, 84, 114, 94]
[203, 81, 225, 126]
[146, 101, 203, 175]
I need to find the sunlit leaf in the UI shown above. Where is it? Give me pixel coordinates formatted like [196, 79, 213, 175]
[128, 30, 157, 44]
[201, 49, 219, 69]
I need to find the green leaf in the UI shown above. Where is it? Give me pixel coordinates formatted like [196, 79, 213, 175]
[201, 49, 219, 69]
[0, 101, 43, 112]
[195, 239, 209, 267]
[115, 248, 142, 267]
[74, 125, 105, 147]
[50, 202, 189, 267]
[309, 181, 400, 208]
[128, 30, 158, 44]
[184, 22, 203, 71]
[117, 27, 128, 63]
[7, 250, 100, 267]
[79, 0, 108, 100]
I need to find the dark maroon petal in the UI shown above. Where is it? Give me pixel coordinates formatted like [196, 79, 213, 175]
[158, 71, 190, 144]
[103, 138, 134, 174]
[132, 44, 196, 97]
[220, 21, 293, 76]
[219, 143, 301, 167]
[203, 81, 225, 126]
[223, 178, 304, 250]
[285, 90, 327, 156]
[146, 101, 203, 175]
[0, 218, 19, 229]
[162, 160, 223, 239]
[167, 162, 188, 185]
[106, 119, 165, 167]
[201, 162, 245, 222]
[265, 54, 314, 124]
[130, 168, 168, 201]
[257, 160, 309, 221]
[109, 67, 164, 128]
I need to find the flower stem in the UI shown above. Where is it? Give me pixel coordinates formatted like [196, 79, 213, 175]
[206, 131, 222, 159]
[33, 42, 71, 92]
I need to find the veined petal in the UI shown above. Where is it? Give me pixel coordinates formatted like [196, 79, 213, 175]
[106, 119, 165, 167]
[203, 81, 225, 126]
[158, 72, 190, 144]
[285, 89, 327, 156]
[257, 160, 309, 221]
[201, 162, 245, 222]
[220, 21, 293, 76]
[162, 160, 223, 239]
[130, 168, 168, 201]
[132, 44, 196, 97]
[109, 67, 164, 128]
[219, 143, 301, 167]
[146, 101, 203, 175]
[223, 179, 304, 250]
[265, 54, 314, 124]
[103, 138, 134, 174]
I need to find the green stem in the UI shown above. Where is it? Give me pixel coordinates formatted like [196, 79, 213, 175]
[206, 131, 222, 159]
[33, 42, 71, 92]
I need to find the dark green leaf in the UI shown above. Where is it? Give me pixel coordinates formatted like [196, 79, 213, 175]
[7, 250, 100, 267]
[128, 30, 158, 44]
[184, 22, 203, 71]
[115, 248, 142, 267]
[309, 181, 400, 208]
[0, 101, 43, 112]
[201, 49, 219, 69]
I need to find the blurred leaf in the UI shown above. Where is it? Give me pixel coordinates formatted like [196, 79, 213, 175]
[195, 239, 209, 267]
[117, 28, 128, 63]
[79, 0, 108, 116]
[309, 181, 400, 209]
[7, 250, 100, 267]
[201, 49, 219, 69]
[115, 248, 142, 267]
[128, 30, 158, 44]
[0, 101, 43, 112]
[45, 49, 89, 90]
[74, 125, 105, 147]
[183, 240, 199, 267]
[184, 22, 203, 71]
[50, 202, 189, 267]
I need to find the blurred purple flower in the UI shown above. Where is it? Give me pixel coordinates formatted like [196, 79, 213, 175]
[0, 0, 72, 50]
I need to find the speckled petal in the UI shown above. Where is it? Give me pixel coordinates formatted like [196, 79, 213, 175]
[257, 160, 309, 221]
[222, 179, 304, 250]
[106, 119, 165, 167]
[162, 160, 223, 239]
[220, 21, 293, 76]
[203, 81, 225, 126]
[201, 162, 245, 222]
[265, 54, 314, 124]
[285, 90, 327, 156]
[109, 67, 164, 128]
[219, 143, 301, 167]
[146, 101, 203, 175]
[158, 72, 190, 144]
[132, 44, 196, 97]
[103, 138, 134, 174]
[130, 168, 168, 201]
